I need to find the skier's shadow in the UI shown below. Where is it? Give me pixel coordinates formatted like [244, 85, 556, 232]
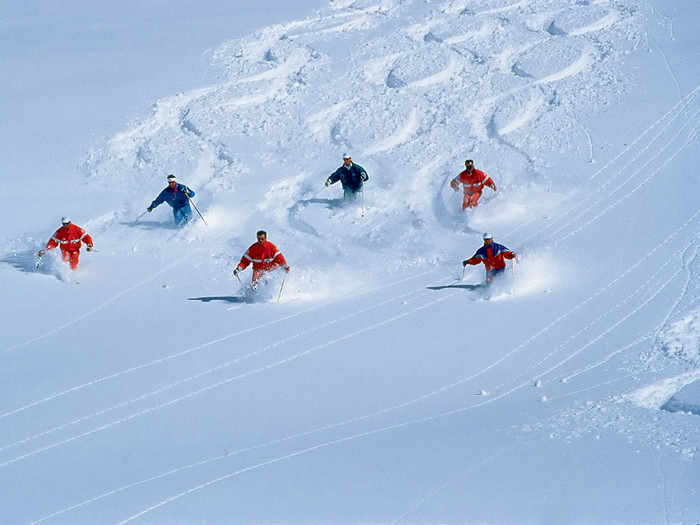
[0, 249, 46, 274]
[188, 296, 252, 304]
[426, 283, 484, 291]
[288, 197, 345, 238]
[306, 197, 345, 208]
[121, 220, 179, 230]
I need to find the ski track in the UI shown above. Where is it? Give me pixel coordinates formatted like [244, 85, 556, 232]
[511, 85, 700, 243]
[558, 108, 700, 242]
[26, 212, 700, 521]
[388, 444, 515, 524]
[0, 267, 439, 421]
[1, 270, 449, 464]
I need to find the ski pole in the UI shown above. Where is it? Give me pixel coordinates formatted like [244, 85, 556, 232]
[309, 185, 327, 200]
[461, 264, 466, 281]
[361, 183, 365, 217]
[36, 252, 44, 271]
[277, 272, 287, 303]
[448, 189, 458, 205]
[135, 210, 148, 221]
[187, 194, 208, 225]
[511, 258, 516, 295]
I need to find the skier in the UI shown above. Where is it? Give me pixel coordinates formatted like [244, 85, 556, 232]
[325, 153, 369, 200]
[146, 174, 196, 226]
[38, 217, 94, 271]
[450, 159, 497, 210]
[233, 230, 290, 288]
[463, 232, 516, 284]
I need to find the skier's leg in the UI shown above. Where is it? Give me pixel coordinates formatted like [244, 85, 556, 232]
[60, 250, 72, 267]
[70, 251, 80, 270]
[182, 204, 193, 224]
[173, 207, 188, 227]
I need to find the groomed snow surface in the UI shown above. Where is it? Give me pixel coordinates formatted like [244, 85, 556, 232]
[2, 0, 700, 523]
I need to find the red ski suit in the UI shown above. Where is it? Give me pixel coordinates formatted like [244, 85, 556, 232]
[45, 223, 94, 270]
[450, 168, 496, 210]
[237, 241, 288, 283]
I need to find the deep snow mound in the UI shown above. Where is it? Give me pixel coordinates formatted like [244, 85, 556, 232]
[81, 0, 645, 278]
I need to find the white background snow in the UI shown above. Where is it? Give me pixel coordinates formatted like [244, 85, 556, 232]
[2, 0, 700, 523]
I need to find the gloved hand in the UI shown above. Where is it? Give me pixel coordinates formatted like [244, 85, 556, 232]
[283, 265, 291, 273]
[462, 260, 468, 267]
[233, 267, 240, 276]
[325, 179, 331, 187]
[490, 184, 497, 191]
[38, 250, 46, 256]
[453, 185, 459, 192]
[86, 245, 93, 252]
[147, 205, 153, 212]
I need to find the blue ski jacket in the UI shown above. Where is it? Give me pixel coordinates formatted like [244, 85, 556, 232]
[150, 183, 195, 210]
[326, 163, 369, 193]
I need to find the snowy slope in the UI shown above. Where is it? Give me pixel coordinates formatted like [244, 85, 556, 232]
[2, 0, 700, 523]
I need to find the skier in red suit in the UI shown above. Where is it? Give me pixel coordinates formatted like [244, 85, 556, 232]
[39, 217, 94, 270]
[233, 230, 289, 286]
[450, 159, 497, 210]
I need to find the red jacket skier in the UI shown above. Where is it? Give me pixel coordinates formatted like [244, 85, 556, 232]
[450, 159, 497, 210]
[233, 230, 289, 284]
[463, 232, 515, 283]
[39, 217, 94, 270]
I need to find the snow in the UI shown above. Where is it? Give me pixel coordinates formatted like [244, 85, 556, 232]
[1, 0, 700, 523]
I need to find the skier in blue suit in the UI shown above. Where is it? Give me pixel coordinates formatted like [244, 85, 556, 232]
[325, 153, 369, 200]
[147, 174, 196, 226]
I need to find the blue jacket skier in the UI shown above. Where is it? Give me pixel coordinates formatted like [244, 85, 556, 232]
[325, 153, 369, 199]
[147, 174, 196, 226]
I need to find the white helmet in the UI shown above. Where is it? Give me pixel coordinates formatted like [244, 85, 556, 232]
[61, 216, 71, 224]
[342, 153, 351, 160]
[483, 232, 492, 240]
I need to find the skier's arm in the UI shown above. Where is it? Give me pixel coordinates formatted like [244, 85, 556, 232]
[45, 235, 59, 251]
[236, 249, 254, 273]
[326, 167, 344, 186]
[148, 188, 169, 211]
[82, 233, 94, 251]
[274, 251, 289, 271]
[465, 253, 484, 266]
